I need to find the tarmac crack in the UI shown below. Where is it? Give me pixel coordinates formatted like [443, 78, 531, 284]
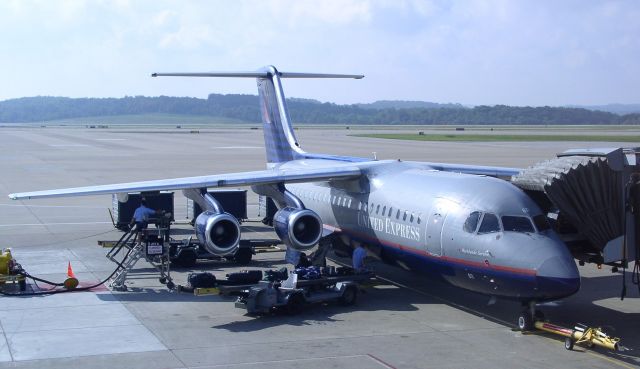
[19, 199, 54, 236]
[0, 316, 16, 362]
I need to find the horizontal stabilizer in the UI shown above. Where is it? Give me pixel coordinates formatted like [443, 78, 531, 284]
[152, 66, 363, 79]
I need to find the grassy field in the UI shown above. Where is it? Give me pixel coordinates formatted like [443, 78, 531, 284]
[37, 113, 251, 126]
[352, 133, 640, 142]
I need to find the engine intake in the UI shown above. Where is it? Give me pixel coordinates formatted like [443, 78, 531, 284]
[274, 207, 322, 251]
[195, 211, 241, 256]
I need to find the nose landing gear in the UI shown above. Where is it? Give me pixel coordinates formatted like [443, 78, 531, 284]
[517, 301, 544, 331]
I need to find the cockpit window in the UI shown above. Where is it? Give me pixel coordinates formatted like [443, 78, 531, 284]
[502, 216, 534, 233]
[533, 214, 551, 232]
[463, 211, 481, 233]
[477, 213, 500, 234]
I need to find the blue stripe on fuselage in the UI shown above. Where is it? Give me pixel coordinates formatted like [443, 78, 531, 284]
[326, 225, 575, 301]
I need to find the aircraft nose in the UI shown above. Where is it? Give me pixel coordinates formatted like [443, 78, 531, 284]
[536, 255, 580, 299]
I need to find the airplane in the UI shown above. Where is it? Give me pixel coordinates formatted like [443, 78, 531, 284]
[8, 65, 580, 330]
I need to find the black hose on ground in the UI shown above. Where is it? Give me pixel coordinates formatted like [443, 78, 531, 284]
[0, 244, 135, 297]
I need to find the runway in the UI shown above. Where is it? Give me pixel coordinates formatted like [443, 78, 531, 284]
[0, 126, 638, 369]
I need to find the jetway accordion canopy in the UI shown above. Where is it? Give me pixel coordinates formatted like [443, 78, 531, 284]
[511, 156, 623, 252]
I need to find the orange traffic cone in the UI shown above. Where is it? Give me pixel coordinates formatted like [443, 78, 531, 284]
[67, 261, 76, 278]
[64, 261, 79, 290]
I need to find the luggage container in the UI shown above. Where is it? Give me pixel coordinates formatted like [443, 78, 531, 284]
[187, 189, 247, 222]
[112, 191, 174, 231]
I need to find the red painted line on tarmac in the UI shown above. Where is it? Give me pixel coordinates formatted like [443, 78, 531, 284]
[77, 281, 109, 291]
[368, 354, 397, 369]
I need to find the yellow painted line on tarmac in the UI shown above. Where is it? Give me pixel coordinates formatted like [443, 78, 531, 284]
[585, 351, 636, 369]
[527, 331, 635, 369]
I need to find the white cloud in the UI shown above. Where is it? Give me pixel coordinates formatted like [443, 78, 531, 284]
[269, 0, 372, 25]
[0, 1, 638, 105]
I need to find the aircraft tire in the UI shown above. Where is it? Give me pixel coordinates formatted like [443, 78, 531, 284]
[234, 248, 253, 265]
[339, 285, 358, 306]
[564, 337, 574, 350]
[286, 293, 305, 315]
[174, 249, 197, 268]
[517, 312, 533, 331]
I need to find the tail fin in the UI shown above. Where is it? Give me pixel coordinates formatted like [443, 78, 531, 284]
[152, 66, 363, 165]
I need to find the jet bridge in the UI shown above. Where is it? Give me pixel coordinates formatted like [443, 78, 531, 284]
[511, 147, 639, 268]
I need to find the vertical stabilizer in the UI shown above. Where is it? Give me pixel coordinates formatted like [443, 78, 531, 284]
[257, 66, 305, 164]
[152, 66, 363, 165]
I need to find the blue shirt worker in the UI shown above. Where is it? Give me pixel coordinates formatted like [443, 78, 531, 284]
[352, 243, 368, 273]
[131, 199, 157, 231]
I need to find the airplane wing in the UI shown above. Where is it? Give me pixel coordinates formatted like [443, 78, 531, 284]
[417, 162, 521, 178]
[8, 164, 362, 200]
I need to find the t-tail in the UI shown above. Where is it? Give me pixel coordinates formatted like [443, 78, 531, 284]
[152, 66, 363, 165]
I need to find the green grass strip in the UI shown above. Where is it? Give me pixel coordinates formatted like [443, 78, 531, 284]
[351, 133, 640, 142]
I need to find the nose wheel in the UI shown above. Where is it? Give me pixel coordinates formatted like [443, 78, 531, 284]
[518, 301, 544, 331]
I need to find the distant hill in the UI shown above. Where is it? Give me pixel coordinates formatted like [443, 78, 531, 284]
[357, 100, 466, 110]
[0, 94, 639, 125]
[567, 104, 640, 115]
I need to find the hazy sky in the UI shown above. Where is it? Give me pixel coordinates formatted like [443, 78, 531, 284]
[1, 0, 639, 106]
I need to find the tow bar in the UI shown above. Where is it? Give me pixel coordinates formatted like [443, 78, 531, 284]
[534, 321, 626, 351]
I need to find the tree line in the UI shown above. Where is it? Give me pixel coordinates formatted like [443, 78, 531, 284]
[0, 94, 638, 125]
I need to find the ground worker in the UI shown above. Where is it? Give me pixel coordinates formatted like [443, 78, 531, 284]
[130, 199, 159, 233]
[352, 243, 368, 273]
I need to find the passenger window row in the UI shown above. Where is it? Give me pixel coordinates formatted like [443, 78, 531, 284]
[289, 188, 421, 224]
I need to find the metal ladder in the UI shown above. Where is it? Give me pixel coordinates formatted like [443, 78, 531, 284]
[105, 216, 175, 291]
[106, 226, 143, 291]
[109, 241, 145, 291]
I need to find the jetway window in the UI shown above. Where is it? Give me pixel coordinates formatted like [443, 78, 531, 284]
[533, 214, 551, 232]
[502, 216, 534, 233]
[478, 213, 500, 234]
[464, 211, 481, 233]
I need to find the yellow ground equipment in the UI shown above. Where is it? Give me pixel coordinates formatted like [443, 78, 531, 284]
[534, 321, 624, 351]
[0, 248, 26, 291]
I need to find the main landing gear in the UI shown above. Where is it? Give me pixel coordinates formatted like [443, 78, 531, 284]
[517, 300, 544, 331]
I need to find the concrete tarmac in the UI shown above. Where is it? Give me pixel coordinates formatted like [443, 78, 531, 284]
[0, 126, 638, 369]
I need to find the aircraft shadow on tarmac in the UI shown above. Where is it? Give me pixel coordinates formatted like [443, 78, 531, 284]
[211, 285, 425, 333]
[365, 260, 640, 365]
[96, 256, 640, 365]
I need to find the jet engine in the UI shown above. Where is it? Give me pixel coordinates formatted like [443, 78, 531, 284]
[273, 207, 322, 251]
[194, 211, 241, 256]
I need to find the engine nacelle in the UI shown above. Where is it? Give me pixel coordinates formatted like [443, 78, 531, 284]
[194, 211, 241, 256]
[273, 207, 322, 251]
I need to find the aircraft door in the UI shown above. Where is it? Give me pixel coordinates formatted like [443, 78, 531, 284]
[425, 207, 446, 256]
